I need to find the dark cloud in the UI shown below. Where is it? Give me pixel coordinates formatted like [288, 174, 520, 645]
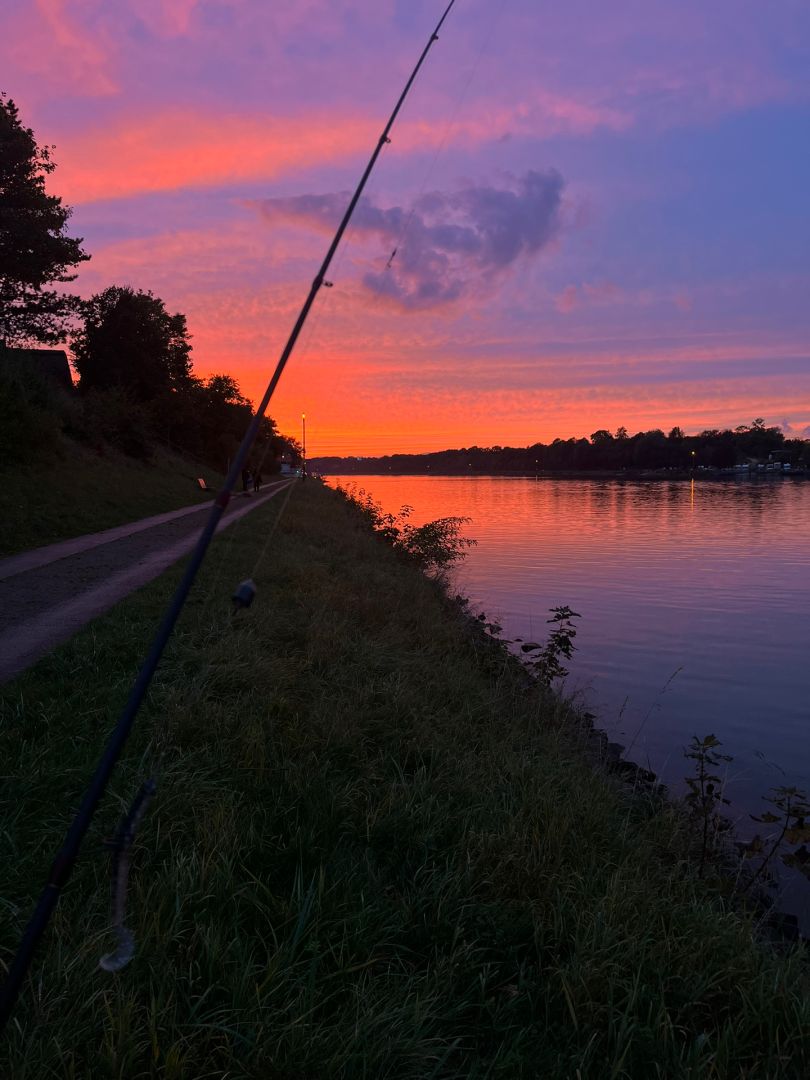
[254, 169, 564, 309]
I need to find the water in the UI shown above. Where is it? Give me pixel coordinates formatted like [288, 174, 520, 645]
[331, 475, 810, 912]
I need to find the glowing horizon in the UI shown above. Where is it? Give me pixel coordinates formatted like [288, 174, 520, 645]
[3, 0, 809, 456]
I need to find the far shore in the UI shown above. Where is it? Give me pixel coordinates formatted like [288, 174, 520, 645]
[318, 467, 809, 481]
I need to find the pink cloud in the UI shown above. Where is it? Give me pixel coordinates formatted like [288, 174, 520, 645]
[674, 290, 693, 313]
[52, 85, 628, 206]
[56, 109, 382, 203]
[555, 285, 579, 314]
[619, 60, 800, 127]
[6, 0, 118, 98]
[555, 281, 623, 313]
[137, 0, 202, 37]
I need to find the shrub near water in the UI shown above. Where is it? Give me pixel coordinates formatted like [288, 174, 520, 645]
[1, 481, 809, 1078]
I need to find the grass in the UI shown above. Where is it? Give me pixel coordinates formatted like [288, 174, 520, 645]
[1, 480, 808, 1078]
[0, 436, 223, 556]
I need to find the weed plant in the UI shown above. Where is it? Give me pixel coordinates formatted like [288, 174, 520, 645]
[683, 735, 733, 878]
[1, 482, 809, 1077]
[334, 483, 475, 571]
[518, 606, 582, 687]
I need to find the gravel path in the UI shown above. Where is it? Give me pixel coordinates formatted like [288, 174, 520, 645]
[0, 480, 291, 684]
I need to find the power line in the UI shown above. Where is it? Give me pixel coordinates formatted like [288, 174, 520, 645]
[0, 0, 459, 1033]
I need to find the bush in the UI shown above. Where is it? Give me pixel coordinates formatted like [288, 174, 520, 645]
[0, 374, 60, 463]
[335, 483, 476, 571]
[65, 388, 153, 460]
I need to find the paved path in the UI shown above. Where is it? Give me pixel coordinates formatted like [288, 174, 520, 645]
[0, 480, 292, 684]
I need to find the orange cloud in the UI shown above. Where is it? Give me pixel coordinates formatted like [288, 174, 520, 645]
[57, 109, 380, 203]
[73, 217, 809, 459]
[272, 359, 810, 457]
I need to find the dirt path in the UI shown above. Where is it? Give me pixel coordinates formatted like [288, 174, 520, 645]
[0, 480, 292, 684]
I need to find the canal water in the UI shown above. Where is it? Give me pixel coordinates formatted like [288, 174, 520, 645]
[331, 475, 810, 912]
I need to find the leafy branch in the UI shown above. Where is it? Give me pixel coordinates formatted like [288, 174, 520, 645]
[519, 606, 581, 687]
[336, 484, 475, 571]
[683, 735, 732, 877]
[742, 786, 810, 893]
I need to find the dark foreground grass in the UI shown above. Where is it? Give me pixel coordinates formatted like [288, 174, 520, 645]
[1, 481, 808, 1078]
[0, 438, 222, 556]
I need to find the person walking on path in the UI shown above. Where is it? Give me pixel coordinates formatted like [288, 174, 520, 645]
[253, 471, 262, 493]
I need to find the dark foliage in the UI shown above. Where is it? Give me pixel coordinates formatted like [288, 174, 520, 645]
[149, 373, 283, 473]
[312, 420, 810, 476]
[684, 734, 732, 877]
[72, 286, 193, 401]
[68, 288, 292, 470]
[335, 483, 475, 570]
[520, 605, 582, 686]
[0, 93, 89, 345]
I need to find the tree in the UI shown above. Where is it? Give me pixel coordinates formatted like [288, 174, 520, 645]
[633, 429, 668, 469]
[204, 373, 250, 408]
[0, 93, 89, 345]
[73, 286, 192, 400]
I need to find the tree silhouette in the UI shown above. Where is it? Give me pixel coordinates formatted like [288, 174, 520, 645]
[73, 286, 192, 401]
[0, 93, 89, 345]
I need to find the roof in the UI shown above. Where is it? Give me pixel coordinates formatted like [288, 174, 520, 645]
[0, 347, 73, 393]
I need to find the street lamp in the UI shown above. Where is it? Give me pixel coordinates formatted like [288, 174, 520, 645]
[302, 412, 306, 479]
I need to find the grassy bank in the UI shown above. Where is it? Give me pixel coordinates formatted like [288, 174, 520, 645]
[0, 437, 223, 556]
[1, 481, 808, 1077]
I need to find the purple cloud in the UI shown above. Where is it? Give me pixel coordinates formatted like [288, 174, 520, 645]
[255, 170, 565, 309]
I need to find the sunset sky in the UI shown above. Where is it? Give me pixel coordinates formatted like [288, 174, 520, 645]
[4, 0, 809, 454]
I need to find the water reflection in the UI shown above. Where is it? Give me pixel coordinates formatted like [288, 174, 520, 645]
[333, 475, 810, 829]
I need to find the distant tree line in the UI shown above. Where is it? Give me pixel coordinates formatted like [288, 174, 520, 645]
[312, 422, 810, 477]
[0, 92, 293, 472]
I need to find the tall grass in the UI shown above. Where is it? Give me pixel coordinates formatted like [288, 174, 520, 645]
[1, 481, 808, 1077]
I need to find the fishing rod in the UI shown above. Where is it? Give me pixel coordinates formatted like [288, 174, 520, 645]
[0, 0, 458, 1034]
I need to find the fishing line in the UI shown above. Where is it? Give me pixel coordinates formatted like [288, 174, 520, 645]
[0, 0, 459, 1032]
[248, 475, 299, 582]
[195, 476, 292, 625]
